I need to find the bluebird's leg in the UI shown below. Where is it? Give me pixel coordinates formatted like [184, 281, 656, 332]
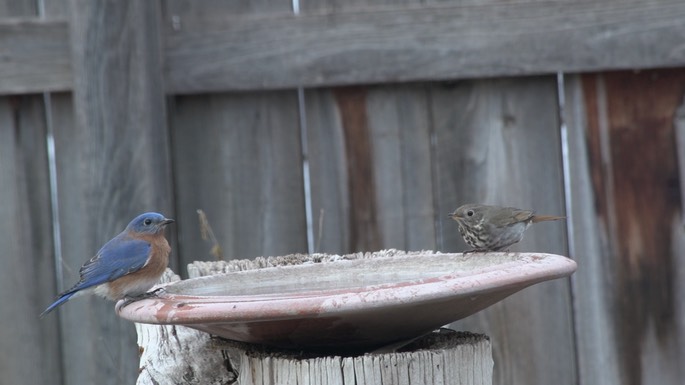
[119, 288, 166, 309]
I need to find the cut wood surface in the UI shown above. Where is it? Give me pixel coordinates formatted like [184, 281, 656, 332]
[138, 323, 491, 385]
[233, 331, 492, 385]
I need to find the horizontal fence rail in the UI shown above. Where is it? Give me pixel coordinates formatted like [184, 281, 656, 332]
[2, 0, 685, 94]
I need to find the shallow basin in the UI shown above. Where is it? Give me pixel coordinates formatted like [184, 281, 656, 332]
[117, 252, 576, 352]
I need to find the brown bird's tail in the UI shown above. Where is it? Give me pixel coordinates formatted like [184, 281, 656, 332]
[531, 215, 565, 223]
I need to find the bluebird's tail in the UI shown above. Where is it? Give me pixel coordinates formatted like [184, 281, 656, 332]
[40, 292, 76, 318]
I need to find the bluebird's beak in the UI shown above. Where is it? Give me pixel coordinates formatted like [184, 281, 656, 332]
[161, 218, 175, 226]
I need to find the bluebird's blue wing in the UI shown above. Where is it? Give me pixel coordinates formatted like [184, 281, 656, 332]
[76, 235, 152, 290]
[41, 234, 151, 317]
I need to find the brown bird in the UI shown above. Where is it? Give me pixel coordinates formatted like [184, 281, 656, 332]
[448, 204, 564, 252]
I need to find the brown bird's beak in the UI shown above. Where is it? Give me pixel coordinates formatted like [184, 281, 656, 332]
[448, 212, 457, 219]
[161, 218, 175, 226]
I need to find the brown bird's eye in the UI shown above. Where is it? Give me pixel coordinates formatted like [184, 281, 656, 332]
[144, 218, 152, 226]
[467, 210, 474, 217]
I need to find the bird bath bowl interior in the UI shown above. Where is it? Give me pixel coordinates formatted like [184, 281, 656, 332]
[117, 252, 576, 352]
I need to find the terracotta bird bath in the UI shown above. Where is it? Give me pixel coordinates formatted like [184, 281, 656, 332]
[117, 251, 576, 352]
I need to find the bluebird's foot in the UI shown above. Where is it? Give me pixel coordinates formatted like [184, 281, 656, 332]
[119, 288, 166, 309]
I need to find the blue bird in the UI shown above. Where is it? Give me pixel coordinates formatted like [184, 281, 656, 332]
[41, 212, 174, 317]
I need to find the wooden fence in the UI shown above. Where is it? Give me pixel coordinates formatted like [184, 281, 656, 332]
[1, 1, 685, 384]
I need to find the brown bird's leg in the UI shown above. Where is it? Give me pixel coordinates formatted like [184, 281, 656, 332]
[463, 249, 487, 255]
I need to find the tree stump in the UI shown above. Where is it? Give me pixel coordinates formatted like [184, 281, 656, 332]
[135, 254, 494, 385]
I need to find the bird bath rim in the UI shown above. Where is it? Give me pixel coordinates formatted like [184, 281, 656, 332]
[118, 252, 576, 326]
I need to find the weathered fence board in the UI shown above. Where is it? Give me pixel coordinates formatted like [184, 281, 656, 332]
[305, 85, 436, 253]
[0, 96, 61, 385]
[300, 0, 419, 13]
[562, 74, 621, 385]
[565, 69, 685, 385]
[364, 86, 435, 250]
[43, 0, 69, 19]
[166, 0, 307, 267]
[0, 4, 63, 385]
[0, 0, 35, 15]
[303, 89, 351, 254]
[0, 20, 70, 94]
[5, 0, 685, 94]
[170, 92, 308, 265]
[48, 1, 174, 384]
[164, 0, 685, 93]
[431, 77, 576, 385]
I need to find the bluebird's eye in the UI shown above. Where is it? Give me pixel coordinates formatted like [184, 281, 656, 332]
[467, 210, 474, 217]
[144, 218, 152, 226]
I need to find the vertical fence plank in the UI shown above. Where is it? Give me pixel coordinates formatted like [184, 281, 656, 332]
[304, 89, 351, 254]
[365, 86, 436, 251]
[431, 77, 576, 385]
[562, 74, 622, 385]
[44, 0, 69, 19]
[306, 85, 436, 254]
[170, 92, 307, 265]
[302, 0, 430, 256]
[566, 69, 685, 385]
[56, 1, 173, 384]
[0, 3, 64, 385]
[165, 1, 307, 267]
[0, 97, 61, 385]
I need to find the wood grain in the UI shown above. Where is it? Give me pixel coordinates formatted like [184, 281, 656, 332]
[303, 89, 351, 254]
[166, 1, 308, 267]
[0, 4, 64, 385]
[0, 0, 35, 16]
[55, 1, 174, 384]
[3, 0, 685, 94]
[228, 336, 488, 385]
[431, 77, 576, 385]
[0, 20, 71, 94]
[306, 85, 435, 254]
[562, 74, 622, 385]
[335, 87, 382, 252]
[170, 91, 308, 266]
[164, 0, 685, 93]
[364, 85, 435, 251]
[571, 69, 685, 385]
[0, 96, 62, 385]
